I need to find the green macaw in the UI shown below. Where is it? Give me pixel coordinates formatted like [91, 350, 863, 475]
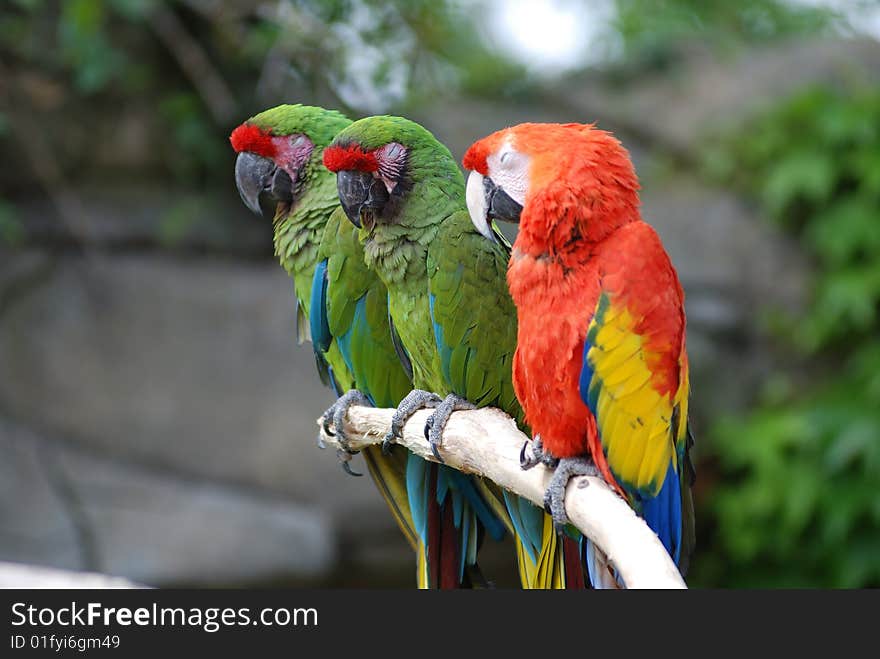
[229, 103, 416, 547]
[230, 104, 504, 588]
[312, 208, 508, 588]
[322, 115, 587, 588]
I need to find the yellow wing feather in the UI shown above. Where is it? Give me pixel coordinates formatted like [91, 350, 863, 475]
[585, 302, 675, 497]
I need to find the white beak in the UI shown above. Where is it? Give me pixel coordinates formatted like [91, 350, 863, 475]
[465, 170, 495, 242]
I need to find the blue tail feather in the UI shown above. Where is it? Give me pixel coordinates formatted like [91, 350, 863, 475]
[502, 490, 543, 564]
[406, 454, 429, 543]
[640, 461, 683, 565]
[444, 469, 506, 542]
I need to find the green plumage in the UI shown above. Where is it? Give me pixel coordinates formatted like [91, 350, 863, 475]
[427, 211, 523, 420]
[317, 207, 412, 408]
[331, 117, 519, 422]
[329, 116, 573, 588]
[234, 104, 419, 554]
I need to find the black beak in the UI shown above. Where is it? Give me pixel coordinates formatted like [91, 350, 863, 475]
[234, 152, 293, 215]
[485, 176, 523, 224]
[336, 170, 389, 230]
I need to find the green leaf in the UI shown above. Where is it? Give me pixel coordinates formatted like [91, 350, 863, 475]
[805, 197, 880, 266]
[760, 150, 835, 217]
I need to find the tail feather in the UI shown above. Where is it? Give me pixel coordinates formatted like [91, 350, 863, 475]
[562, 535, 587, 589]
[406, 455, 501, 588]
[361, 446, 418, 552]
[532, 515, 565, 589]
[678, 424, 697, 576]
[641, 460, 683, 565]
[502, 490, 544, 565]
[583, 539, 623, 589]
[501, 490, 587, 589]
[443, 469, 506, 542]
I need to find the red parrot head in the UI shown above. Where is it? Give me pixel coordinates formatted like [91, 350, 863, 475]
[462, 123, 641, 251]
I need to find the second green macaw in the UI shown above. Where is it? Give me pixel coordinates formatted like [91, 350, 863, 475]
[231, 104, 504, 588]
[323, 115, 588, 588]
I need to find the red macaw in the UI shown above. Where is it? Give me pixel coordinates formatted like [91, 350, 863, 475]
[463, 123, 695, 586]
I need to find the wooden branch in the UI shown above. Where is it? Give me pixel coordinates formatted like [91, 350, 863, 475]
[318, 406, 686, 589]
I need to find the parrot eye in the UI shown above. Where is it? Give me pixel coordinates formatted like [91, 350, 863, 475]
[375, 142, 408, 194]
[500, 151, 513, 165]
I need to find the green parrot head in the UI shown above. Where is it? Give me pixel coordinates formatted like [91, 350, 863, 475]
[230, 104, 351, 218]
[322, 115, 465, 236]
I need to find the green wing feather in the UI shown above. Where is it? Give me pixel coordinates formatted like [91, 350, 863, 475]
[426, 211, 521, 419]
[320, 208, 412, 407]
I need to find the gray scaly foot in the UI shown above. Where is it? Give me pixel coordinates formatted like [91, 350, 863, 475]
[544, 456, 600, 529]
[381, 389, 442, 454]
[519, 434, 560, 470]
[424, 394, 476, 462]
[321, 389, 371, 477]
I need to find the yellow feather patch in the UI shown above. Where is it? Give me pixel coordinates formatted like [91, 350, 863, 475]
[586, 303, 675, 496]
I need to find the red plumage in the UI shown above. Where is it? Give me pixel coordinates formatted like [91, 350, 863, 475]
[510, 222, 685, 469]
[229, 123, 276, 158]
[322, 144, 379, 173]
[467, 123, 687, 494]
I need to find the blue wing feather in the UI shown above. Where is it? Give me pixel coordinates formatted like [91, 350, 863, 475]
[309, 259, 332, 353]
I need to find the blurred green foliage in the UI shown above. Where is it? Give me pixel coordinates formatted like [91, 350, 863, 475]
[610, 0, 841, 72]
[696, 87, 880, 587]
[0, 0, 524, 192]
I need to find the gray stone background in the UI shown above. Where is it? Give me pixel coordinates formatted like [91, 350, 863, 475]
[1, 14, 877, 587]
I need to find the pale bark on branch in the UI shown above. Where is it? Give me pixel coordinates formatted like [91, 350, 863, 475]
[318, 405, 686, 589]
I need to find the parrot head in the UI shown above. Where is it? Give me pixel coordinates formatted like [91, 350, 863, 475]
[462, 123, 640, 249]
[322, 116, 464, 234]
[230, 104, 351, 217]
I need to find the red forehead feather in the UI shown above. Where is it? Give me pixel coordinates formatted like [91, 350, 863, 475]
[229, 123, 276, 159]
[462, 141, 489, 176]
[322, 144, 378, 173]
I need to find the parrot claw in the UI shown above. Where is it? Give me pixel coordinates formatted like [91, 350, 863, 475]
[381, 389, 443, 454]
[380, 432, 396, 456]
[519, 434, 559, 472]
[424, 394, 476, 463]
[544, 456, 601, 530]
[520, 434, 558, 470]
[321, 389, 371, 454]
[336, 448, 362, 477]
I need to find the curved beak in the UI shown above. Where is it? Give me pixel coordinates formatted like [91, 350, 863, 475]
[234, 152, 293, 215]
[485, 176, 523, 225]
[466, 170, 493, 241]
[466, 170, 523, 242]
[336, 170, 389, 230]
